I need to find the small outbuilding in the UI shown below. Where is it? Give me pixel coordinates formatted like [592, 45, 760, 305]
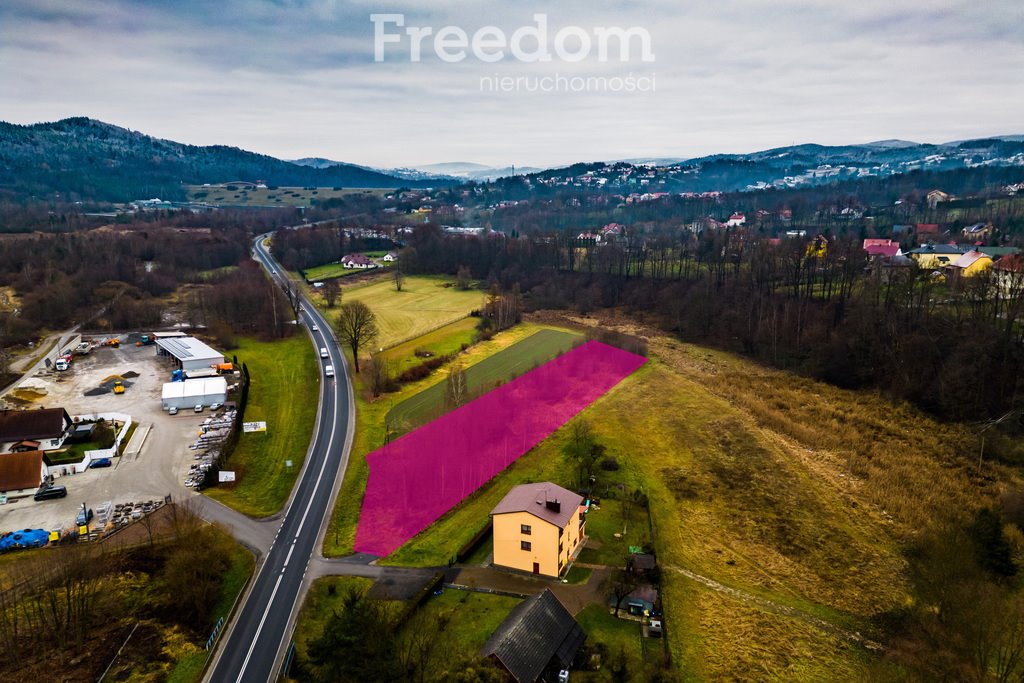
[161, 377, 227, 410]
[155, 336, 225, 372]
[481, 589, 586, 683]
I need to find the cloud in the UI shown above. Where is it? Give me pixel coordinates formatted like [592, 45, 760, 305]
[0, 0, 1021, 167]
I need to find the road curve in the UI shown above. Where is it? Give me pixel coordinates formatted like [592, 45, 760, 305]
[206, 233, 356, 683]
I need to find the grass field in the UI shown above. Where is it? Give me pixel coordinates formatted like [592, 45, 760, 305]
[302, 261, 390, 282]
[384, 328, 582, 434]
[324, 275, 483, 349]
[186, 185, 390, 208]
[379, 317, 480, 376]
[322, 323, 572, 558]
[205, 334, 319, 517]
[352, 309, 1022, 679]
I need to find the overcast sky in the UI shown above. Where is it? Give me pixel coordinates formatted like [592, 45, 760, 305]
[1, 0, 1022, 169]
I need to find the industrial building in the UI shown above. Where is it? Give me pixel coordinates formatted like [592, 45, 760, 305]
[161, 377, 227, 410]
[155, 336, 225, 372]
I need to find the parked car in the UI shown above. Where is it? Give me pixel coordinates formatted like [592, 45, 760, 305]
[89, 458, 112, 469]
[34, 485, 68, 502]
[194, 404, 203, 413]
[76, 508, 94, 525]
[210, 402, 222, 411]
[168, 406, 179, 415]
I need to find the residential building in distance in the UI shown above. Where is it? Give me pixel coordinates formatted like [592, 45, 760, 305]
[0, 408, 73, 453]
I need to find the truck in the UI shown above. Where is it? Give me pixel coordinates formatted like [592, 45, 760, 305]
[54, 355, 72, 371]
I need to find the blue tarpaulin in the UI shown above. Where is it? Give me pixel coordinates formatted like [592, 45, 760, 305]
[0, 528, 49, 551]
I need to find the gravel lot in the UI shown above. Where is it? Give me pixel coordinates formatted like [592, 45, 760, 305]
[1, 342, 210, 534]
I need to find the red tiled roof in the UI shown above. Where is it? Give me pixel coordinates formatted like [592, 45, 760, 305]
[866, 244, 900, 257]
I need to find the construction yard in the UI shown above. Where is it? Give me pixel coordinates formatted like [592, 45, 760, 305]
[0, 340, 214, 535]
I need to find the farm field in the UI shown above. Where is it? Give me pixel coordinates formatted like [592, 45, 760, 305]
[185, 185, 389, 207]
[205, 334, 320, 517]
[368, 311, 1017, 680]
[302, 259, 391, 282]
[323, 322, 575, 558]
[378, 317, 479, 376]
[385, 327, 582, 433]
[327, 275, 483, 348]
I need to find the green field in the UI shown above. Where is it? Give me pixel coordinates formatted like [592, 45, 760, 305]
[385, 328, 581, 434]
[323, 323, 569, 558]
[329, 275, 483, 348]
[379, 317, 480, 376]
[186, 185, 390, 208]
[303, 260, 390, 282]
[205, 334, 320, 517]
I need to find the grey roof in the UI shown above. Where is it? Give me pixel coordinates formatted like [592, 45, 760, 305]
[909, 244, 964, 255]
[491, 482, 583, 529]
[155, 336, 223, 362]
[481, 590, 586, 683]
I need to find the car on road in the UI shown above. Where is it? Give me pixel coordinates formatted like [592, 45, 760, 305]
[89, 458, 112, 468]
[324, 364, 335, 378]
[76, 508, 94, 525]
[311, 324, 319, 332]
[168, 406, 179, 415]
[319, 347, 329, 358]
[34, 485, 67, 502]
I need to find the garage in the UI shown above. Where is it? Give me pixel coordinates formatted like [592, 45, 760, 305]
[155, 336, 225, 373]
[161, 377, 227, 410]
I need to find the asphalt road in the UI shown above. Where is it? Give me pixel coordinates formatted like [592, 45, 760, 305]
[206, 233, 355, 683]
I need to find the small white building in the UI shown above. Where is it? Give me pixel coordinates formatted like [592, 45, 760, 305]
[155, 336, 225, 372]
[161, 377, 228, 410]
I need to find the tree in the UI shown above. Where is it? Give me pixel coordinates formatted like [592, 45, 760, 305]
[393, 266, 405, 292]
[445, 362, 469, 409]
[335, 300, 378, 373]
[369, 352, 394, 397]
[322, 278, 340, 308]
[456, 265, 472, 290]
[306, 587, 404, 682]
[561, 418, 603, 488]
[610, 563, 641, 617]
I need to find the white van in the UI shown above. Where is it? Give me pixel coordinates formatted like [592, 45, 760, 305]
[54, 358, 69, 371]
[324, 365, 335, 378]
[319, 347, 329, 359]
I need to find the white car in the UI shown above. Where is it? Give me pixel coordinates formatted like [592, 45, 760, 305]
[210, 402, 222, 411]
[311, 325, 319, 332]
[325, 364, 335, 378]
[168, 406, 179, 415]
[194, 404, 203, 413]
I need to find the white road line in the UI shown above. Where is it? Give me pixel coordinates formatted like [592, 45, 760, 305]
[284, 543, 295, 568]
[237, 574, 284, 680]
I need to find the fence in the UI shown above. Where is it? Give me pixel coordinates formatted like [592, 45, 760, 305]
[48, 412, 133, 476]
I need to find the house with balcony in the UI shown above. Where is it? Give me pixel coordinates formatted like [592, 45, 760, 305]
[491, 482, 586, 578]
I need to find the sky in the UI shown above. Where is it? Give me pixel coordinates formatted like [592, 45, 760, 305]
[1, 0, 1022, 169]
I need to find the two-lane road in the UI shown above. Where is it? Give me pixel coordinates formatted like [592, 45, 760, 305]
[206, 234, 355, 682]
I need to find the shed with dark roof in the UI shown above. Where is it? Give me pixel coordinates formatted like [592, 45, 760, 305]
[481, 589, 585, 683]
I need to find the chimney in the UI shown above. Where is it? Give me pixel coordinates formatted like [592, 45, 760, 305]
[545, 499, 561, 513]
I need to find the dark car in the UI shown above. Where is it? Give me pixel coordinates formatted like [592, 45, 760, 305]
[76, 508, 94, 525]
[34, 485, 67, 501]
[89, 458, 112, 469]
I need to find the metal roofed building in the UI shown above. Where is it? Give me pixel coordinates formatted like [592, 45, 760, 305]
[161, 377, 227, 410]
[155, 336, 225, 372]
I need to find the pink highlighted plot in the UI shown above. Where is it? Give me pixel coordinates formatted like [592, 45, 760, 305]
[354, 340, 647, 557]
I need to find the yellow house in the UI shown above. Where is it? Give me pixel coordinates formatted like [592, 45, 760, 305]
[949, 250, 993, 277]
[491, 482, 585, 578]
[909, 244, 964, 269]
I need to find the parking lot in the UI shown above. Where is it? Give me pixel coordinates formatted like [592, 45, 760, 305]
[1, 341, 212, 534]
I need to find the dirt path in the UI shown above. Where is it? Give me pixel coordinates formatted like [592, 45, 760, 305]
[665, 565, 884, 651]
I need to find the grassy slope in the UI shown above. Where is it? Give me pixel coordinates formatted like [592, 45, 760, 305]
[322, 323, 570, 557]
[205, 334, 319, 517]
[369, 313, 1017, 679]
[385, 328, 582, 434]
[327, 275, 482, 348]
[301, 263, 376, 281]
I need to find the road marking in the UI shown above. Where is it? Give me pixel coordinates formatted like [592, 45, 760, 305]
[237, 573, 283, 680]
[284, 543, 295, 568]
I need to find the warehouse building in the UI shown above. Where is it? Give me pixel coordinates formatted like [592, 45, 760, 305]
[161, 377, 227, 410]
[155, 336, 225, 372]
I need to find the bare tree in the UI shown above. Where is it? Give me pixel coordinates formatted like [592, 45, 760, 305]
[445, 362, 469, 409]
[335, 301, 378, 373]
[456, 265, 472, 290]
[323, 278, 341, 308]
[393, 266, 405, 292]
[370, 352, 393, 397]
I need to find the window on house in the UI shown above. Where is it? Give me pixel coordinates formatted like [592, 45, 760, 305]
[521, 524, 532, 535]
[521, 540, 532, 551]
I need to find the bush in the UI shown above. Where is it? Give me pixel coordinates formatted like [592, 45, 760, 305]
[600, 457, 620, 471]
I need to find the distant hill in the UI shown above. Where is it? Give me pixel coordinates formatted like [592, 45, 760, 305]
[0, 118, 443, 202]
